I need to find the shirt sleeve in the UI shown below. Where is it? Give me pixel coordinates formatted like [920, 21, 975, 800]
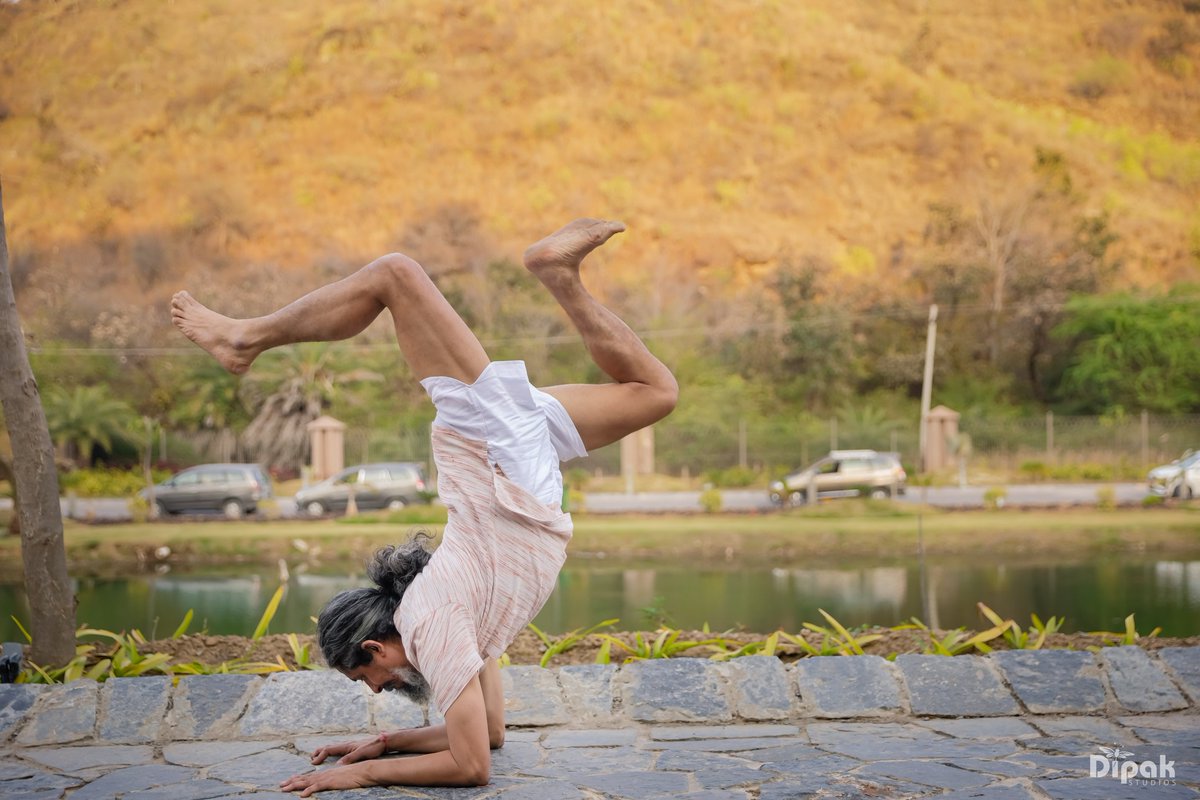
[406, 603, 486, 714]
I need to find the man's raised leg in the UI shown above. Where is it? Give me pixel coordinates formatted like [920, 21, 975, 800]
[172, 253, 489, 383]
[524, 219, 678, 451]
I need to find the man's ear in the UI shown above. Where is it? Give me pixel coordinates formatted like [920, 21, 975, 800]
[361, 640, 384, 659]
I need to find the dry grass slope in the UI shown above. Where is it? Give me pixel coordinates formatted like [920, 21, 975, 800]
[1, 0, 1197, 339]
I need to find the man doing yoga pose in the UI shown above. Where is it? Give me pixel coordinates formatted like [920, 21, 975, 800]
[171, 219, 678, 795]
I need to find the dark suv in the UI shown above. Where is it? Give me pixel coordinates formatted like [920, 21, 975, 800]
[769, 450, 907, 506]
[294, 462, 429, 517]
[145, 463, 272, 519]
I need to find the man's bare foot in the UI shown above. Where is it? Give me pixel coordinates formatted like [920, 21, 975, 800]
[523, 218, 626, 285]
[171, 291, 259, 375]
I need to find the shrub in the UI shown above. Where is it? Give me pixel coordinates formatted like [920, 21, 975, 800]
[1142, 494, 1166, 507]
[1096, 486, 1117, 511]
[1019, 461, 1049, 481]
[699, 487, 723, 513]
[983, 487, 1007, 510]
[703, 466, 760, 488]
[60, 467, 171, 498]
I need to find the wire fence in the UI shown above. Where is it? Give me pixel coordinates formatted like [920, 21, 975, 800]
[169, 412, 1200, 483]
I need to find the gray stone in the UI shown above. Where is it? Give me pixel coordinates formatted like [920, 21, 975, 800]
[940, 785, 1042, 800]
[1033, 716, 1130, 743]
[721, 656, 793, 720]
[808, 722, 1017, 761]
[917, 717, 1040, 740]
[125, 780, 250, 800]
[646, 737, 808, 752]
[859, 760, 993, 789]
[501, 666, 569, 726]
[22, 744, 154, 773]
[371, 689, 425, 729]
[622, 659, 732, 723]
[0, 684, 44, 736]
[1158, 647, 1200, 703]
[1100, 646, 1189, 712]
[98, 675, 171, 743]
[557, 664, 615, 718]
[504, 730, 542, 742]
[1021, 736, 1096, 755]
[240, 671, 369, 736]
[897, 655, 1017, 716]
[170, 674, 258, 738]
[793, 655, 903, 717]
[656, 750, 762, 771]
[694, 765, 767, 789]
[206, 748, 314, 785]
[525, 746, 654, 776]
[954, 758, 1043, 778]
[0, 762, 37, 781]
[163, 740, 284, 767]
[679, 793, 750, 800]
[757, 751, 865, 780]
[0, 769, 83, 800]
[990, 650, 1106, 714]
[1037, 776, 1197, 799]
[573, 770, 692, 797]
[68, 764, 196, 800]
[16, 681, 99, 745]
[650, 724, 798, 740]
[1115, 713, 1198, 732]
[292, 734, 373, 755]
[542, 729, 637, 748]
[496, 781, 588, 799]
[489, 740, 543, 772]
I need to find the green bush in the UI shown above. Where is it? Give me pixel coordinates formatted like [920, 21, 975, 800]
[699, 487, 723, 513]
[335, 504, 449, 525]
[983, 486, 1007, 510]
[60, 467, 171, 498]
[1142, 494, 1166, 507]
[1096, 486, 1117, 511]
[1019, 461, 1049, 481]
[703, 466, 760, 488]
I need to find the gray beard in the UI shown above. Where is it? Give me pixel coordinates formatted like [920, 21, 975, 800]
[387, 665, 431, 705]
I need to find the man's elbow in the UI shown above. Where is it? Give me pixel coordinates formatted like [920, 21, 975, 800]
[463, 759, 491, 786]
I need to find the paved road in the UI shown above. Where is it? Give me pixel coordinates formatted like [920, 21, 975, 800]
[0, 482, 1155, 522]
[1, 648, 1198, 799]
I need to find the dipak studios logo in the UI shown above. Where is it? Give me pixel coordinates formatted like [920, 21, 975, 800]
[1089, 745, 1177, 787]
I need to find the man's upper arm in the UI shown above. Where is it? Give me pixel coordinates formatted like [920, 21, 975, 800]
[443, 674, 492, 784]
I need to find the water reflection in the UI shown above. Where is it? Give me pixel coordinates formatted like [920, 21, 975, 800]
[1, 556, 1198, 639]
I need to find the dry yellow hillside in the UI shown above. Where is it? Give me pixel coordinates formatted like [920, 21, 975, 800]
[1, 0, 1197, 341]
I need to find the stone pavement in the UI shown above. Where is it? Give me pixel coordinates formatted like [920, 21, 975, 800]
[1, 647, 1198, 799]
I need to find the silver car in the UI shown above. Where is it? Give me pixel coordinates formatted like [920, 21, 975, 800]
[769, 449, 907, 506]
[295, 462, 430, 517]
[144, 463, 272, 519]
[1148, 450, 1200, 499]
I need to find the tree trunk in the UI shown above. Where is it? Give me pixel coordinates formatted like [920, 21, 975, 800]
[0, 179, 76, 667]
[0, 454, 18, 536]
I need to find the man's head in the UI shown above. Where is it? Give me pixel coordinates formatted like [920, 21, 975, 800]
[337, 636, 431, 704]
[316, 536, 433, 692]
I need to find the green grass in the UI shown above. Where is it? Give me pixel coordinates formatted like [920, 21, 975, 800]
[2, 505, 1195, 569]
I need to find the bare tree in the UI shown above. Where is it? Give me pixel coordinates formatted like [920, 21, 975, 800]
[0, 179, 76, 667]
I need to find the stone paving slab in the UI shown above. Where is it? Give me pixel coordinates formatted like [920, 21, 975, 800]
[0, 648, 1197, 798]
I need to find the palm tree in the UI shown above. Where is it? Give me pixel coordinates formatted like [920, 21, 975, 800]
[240, 343, 380, 471]
[42, 385, 136, 467]
[170, 358, 248, 431]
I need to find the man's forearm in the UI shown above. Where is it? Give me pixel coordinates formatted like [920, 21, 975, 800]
[365, 745, 487, 787]
[384, 725, 450, 754]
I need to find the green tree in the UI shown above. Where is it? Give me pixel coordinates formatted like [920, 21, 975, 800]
[170, 358, 248, 431]
[1051, 287, 1200, 414]
[42, 385, 136, 467]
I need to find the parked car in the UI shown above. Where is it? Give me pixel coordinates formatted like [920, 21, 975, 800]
[143, 463, 272, 519]
[1147, 450, 1200, 499]
[769, 449, 907, 506]
[295, 462, 430, 517]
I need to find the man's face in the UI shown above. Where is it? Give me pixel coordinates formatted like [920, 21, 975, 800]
[343, 638, 427, 703]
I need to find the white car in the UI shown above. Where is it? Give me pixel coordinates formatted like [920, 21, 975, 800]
[1147, 450, 1200, 499]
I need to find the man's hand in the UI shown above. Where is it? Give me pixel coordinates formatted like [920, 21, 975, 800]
[309, 735, 385, 766]
[281, 762, 374, 797]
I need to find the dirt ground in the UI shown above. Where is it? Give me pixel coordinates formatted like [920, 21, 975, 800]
[137, 628, 1200, 671]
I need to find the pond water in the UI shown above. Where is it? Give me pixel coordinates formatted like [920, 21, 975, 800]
[2, 554, 1198, 640]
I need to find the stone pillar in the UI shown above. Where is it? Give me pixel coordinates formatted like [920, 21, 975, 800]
[306, 416, 347, 481]
[923, 405, 960, 473]
[620, 426, 656, 493]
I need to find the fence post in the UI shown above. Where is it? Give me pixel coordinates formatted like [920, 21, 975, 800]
[1045, 410, 1054, 461]
[830, 417, 838, 451]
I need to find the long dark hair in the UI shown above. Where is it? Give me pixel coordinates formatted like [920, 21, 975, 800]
[316, 533, 433, 670]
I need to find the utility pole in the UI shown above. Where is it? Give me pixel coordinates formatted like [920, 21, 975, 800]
[918, 304, 938, 473]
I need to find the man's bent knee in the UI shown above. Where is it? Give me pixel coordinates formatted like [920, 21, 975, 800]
[370, 252, 429, 293]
